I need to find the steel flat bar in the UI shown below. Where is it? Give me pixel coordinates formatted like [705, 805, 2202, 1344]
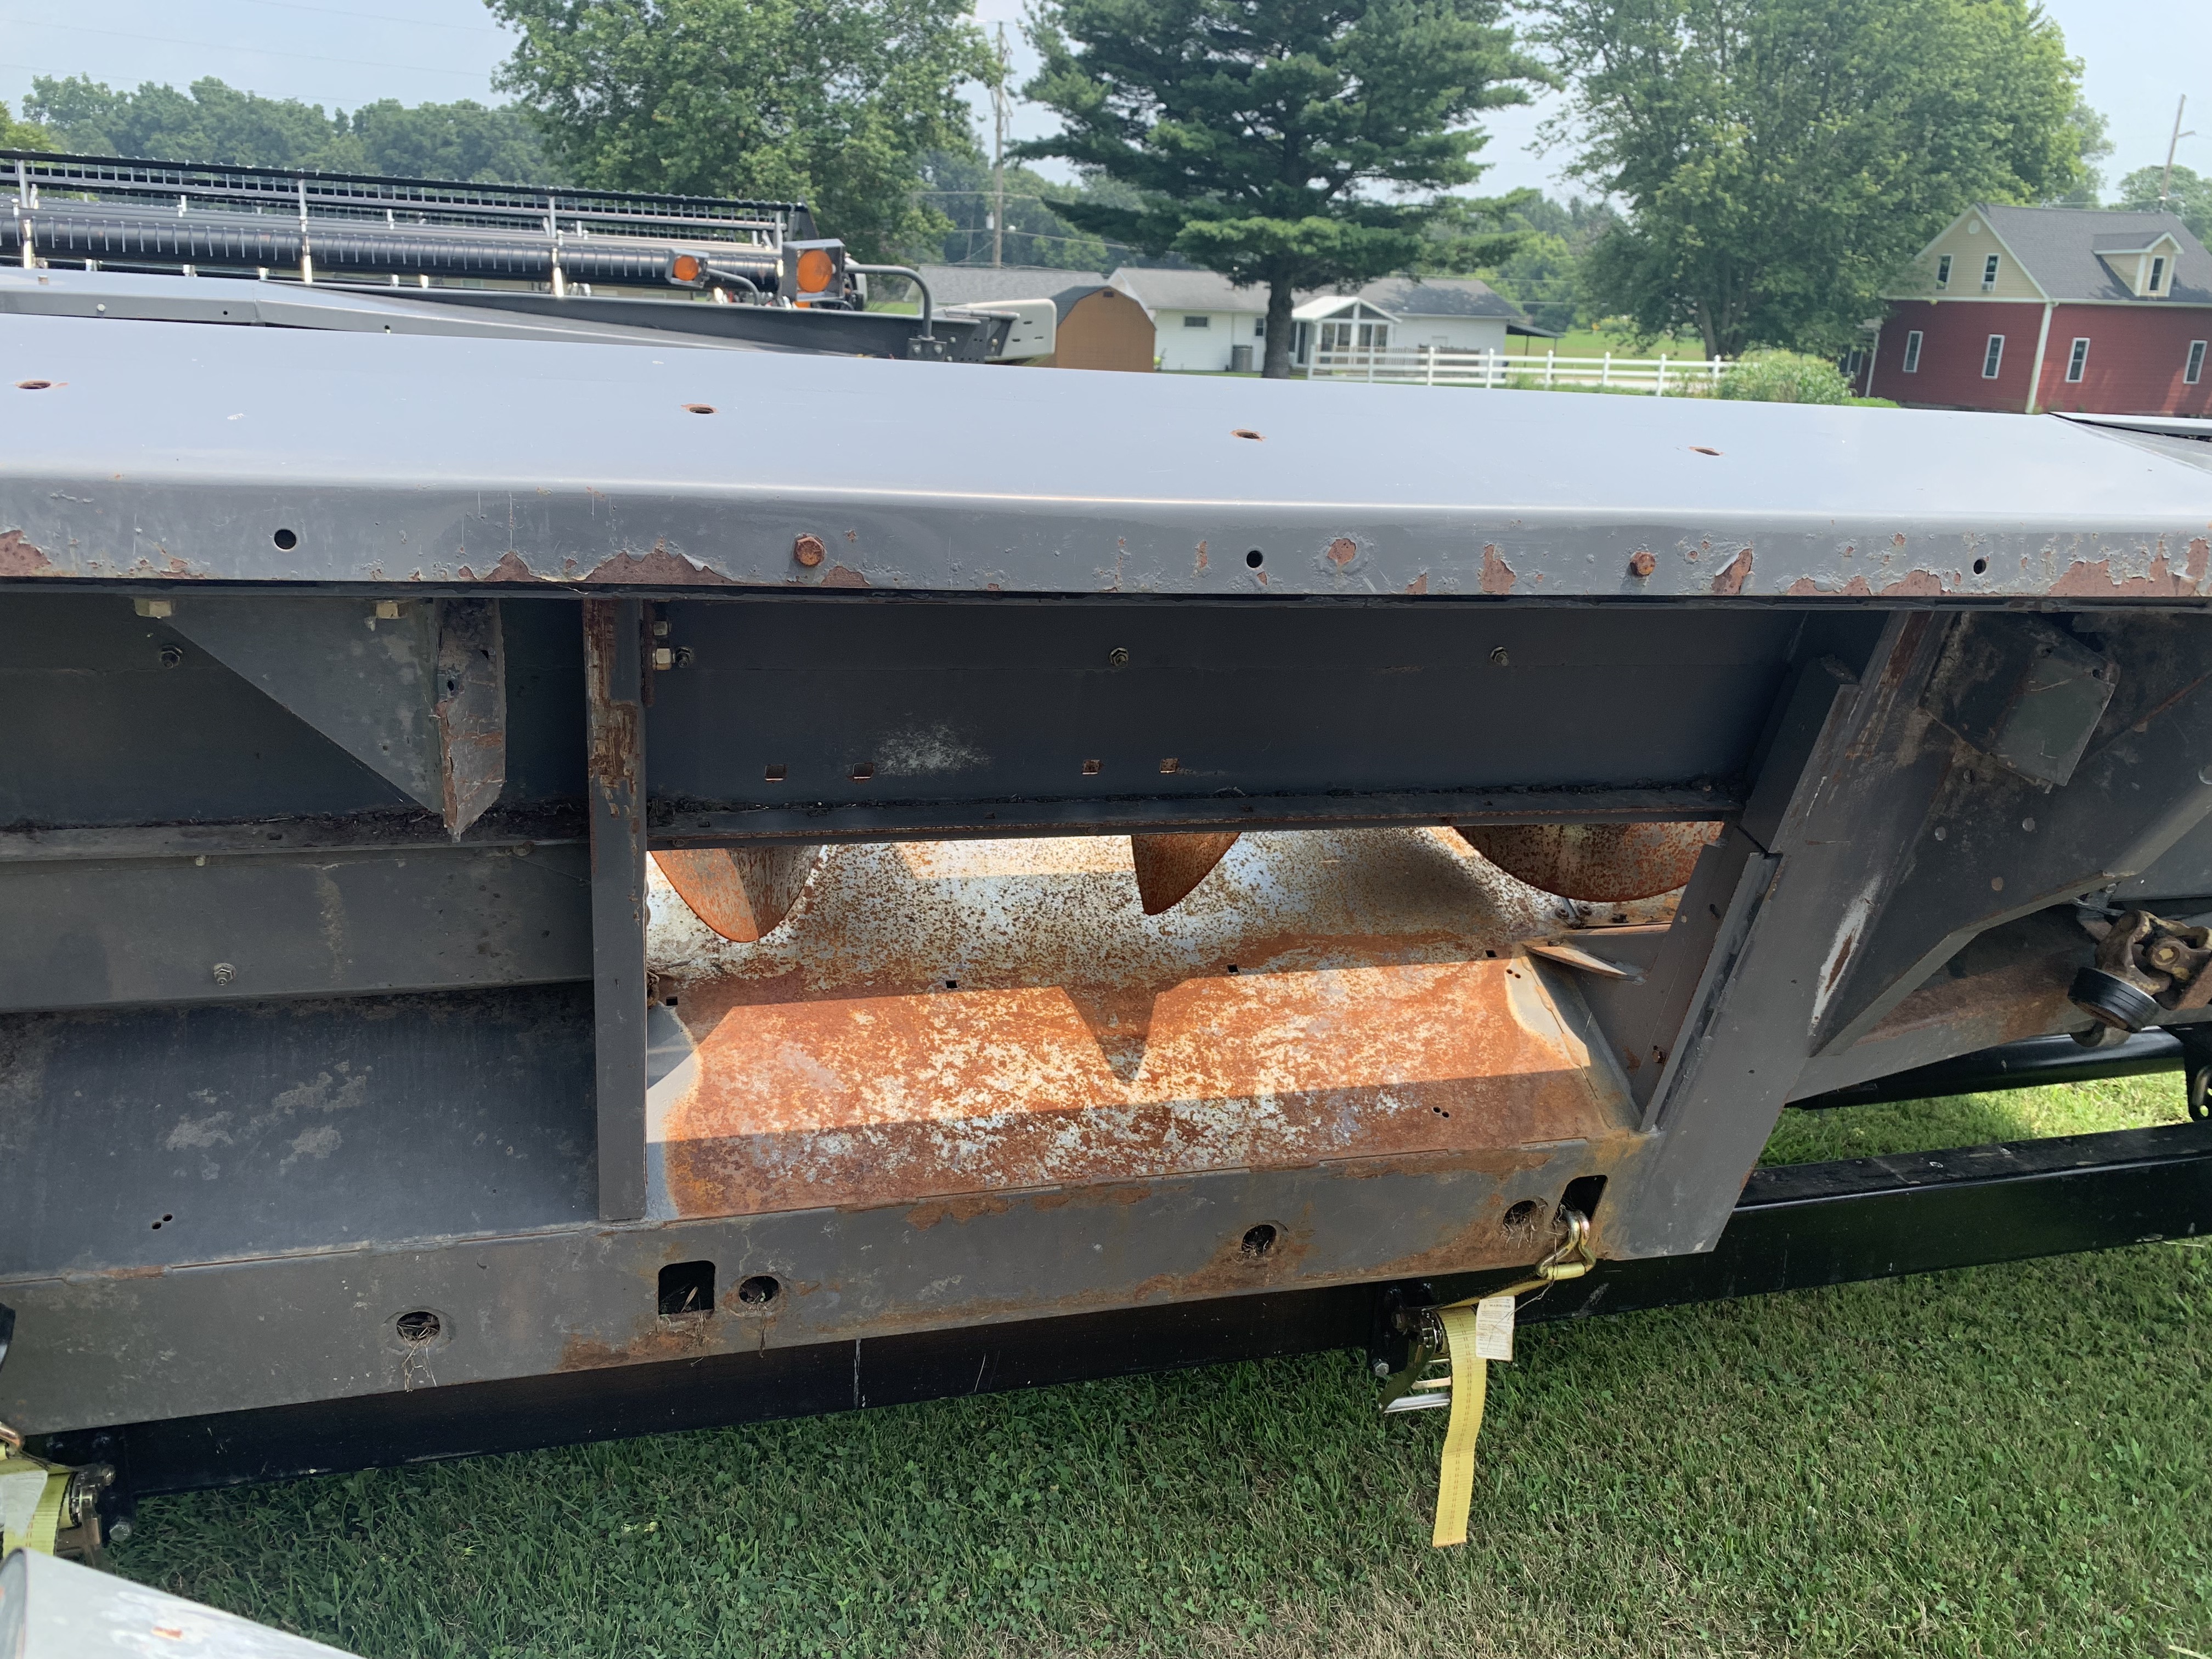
[585, 598, 650, 1222]
[43, 1122, 2210, 1501]
[660, 786, 1742, 844]
[1791, 1030, 2186, 1111]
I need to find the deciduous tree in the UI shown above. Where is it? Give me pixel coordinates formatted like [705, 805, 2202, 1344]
[490, 0, 991, 260]
[1530, 0, 2089, 358]
[1018, 0, 1547, 376]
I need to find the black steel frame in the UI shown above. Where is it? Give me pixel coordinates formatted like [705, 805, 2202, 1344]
[36, 1118, 2211, 1516]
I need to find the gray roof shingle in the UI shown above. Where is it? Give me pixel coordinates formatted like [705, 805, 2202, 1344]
[919, 264, 1109, 307]
[1978, 205, 2212, 303]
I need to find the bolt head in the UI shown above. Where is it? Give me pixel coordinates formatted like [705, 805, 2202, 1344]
[1489, 646, 1510, 668]
[1107, 646, 1131, 669]
[793, 534, 827, 568]
[210, 963, 236, 985]
[1372, 1359, 1392, 1379]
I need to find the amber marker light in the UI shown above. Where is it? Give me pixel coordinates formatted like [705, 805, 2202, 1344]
[795, 247, 837, 295]
[670, 253, 705, 285]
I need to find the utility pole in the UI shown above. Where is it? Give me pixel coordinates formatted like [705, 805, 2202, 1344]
[2163, 94, 2193, 204]
[991, 22, 1009, 268]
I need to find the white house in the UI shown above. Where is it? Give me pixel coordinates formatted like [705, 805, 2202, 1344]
[1107, 268, 1551, 371]
[1294, 277, 1553, 366]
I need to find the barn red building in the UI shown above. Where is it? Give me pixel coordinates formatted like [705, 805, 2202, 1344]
[1865, 205, 2212, 415]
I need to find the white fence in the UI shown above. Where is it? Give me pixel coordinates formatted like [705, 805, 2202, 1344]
[1308, 346, 1732, 395]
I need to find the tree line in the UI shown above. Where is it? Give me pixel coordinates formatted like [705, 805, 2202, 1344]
[0, 0, 2182, 375]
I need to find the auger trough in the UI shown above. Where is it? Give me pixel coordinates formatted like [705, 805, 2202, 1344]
[3, 157, 2211, 1543]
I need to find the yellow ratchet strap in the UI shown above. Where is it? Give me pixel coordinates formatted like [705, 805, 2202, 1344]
[1427, 1211, 1595, 1549]
[0, 1443, 72, 1556]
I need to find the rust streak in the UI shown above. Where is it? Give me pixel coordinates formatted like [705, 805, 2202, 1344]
[1480, 545, 1515, 595]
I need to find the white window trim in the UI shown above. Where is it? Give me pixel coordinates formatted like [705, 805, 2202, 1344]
[1902, 330, 1923, 374]
[1982, 334, 2005, 379]
[1181, 314, 1211, 329]
[2187, 340, 2207, 385]
[1982, 253, 2001, 292]
[2065, 337, 2089, 383]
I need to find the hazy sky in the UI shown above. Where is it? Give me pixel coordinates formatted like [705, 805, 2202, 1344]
[2, 0, 2200, 205]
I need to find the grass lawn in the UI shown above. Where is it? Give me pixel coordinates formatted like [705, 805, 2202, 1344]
[113, 1074, 2209, 1658]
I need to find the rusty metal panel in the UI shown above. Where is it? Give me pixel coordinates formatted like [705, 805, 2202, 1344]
[642, 829, 1637, 1220]
[6, 312, 2212, 599]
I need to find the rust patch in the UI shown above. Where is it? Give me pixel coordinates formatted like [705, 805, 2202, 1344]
[820, 564, 870, 588]
[1480, 545, 1515, 595]
[1628, 550, 1656, 579]
[2049, 552, 2192, 597]
[1878, 569, 1946, 596]
[582, 599, 642, 793]
[650, 830, 1632, 1221]
[557, 1318, 721, 1373]
[1405, 573, 1429, 595]
[1195, 540, 1208, 573]
[1786, 574, 1872, 597]
[1328, 538, 1358, 567]
[1710, 548, 1753, 595]
[906, 1194, 1013, 1229]
[458, 550, 541, 583]
[0, 530, 56, 576]
[584, 545, 738, 586]
[2189, 538, 2211, 588]
[1454, 822, 1720, 902]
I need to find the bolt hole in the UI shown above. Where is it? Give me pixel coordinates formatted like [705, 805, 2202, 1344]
[850, 763, 874, 781]
[272, 528, 299, 551]
[1244, 549, 1264, 568]
[657, 1260, 715, 1318]
[1231, 428, 1264, 441]
[944, 979, 958, 990]
[764, 763, 787, 782]
[1240, 1223, 1279, 1258]
[684, 403, 717, 415]
[1689, 446, 1722, 456]
[150, 1214, 173, 1229]
[737, 1274, 781, 1307]
[1226, 964, 1239, 974]
[1081, 758, 1101, 776]
[1972, 557, 1989, 575]
[17, 379, 53, 390]
[1502, 1200, 1539, 1228]
[395, 1310, 441, 1345]
[1431, 1107, 1451, 1118]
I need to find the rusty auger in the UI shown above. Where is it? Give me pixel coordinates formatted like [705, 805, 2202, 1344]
[1375, 1210, 1598, 1549]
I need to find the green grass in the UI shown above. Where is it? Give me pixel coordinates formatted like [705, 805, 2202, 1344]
[110, 1076, 2210, 1658]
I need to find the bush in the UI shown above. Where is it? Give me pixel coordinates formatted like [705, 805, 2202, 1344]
[1718, 348, 1852, 404]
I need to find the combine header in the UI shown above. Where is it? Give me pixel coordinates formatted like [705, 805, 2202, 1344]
[1, 190, 2210, 1544]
